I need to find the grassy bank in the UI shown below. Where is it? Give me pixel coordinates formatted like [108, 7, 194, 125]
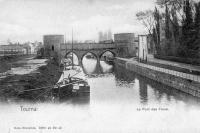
[0, 58, 63, 102]
[0, 55, 34, 73]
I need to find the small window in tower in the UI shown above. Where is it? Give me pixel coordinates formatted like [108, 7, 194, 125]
[52, 45, 54, 51]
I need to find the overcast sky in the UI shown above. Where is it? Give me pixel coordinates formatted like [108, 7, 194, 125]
[0, 0, 155, 43]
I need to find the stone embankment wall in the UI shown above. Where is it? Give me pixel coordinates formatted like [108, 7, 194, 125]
[115, 58, 200, 98]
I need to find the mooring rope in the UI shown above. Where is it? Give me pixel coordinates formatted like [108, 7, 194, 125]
[57, 79, 85, 87]
[22, 79, 85, 92]
[23, 85, 52, 92]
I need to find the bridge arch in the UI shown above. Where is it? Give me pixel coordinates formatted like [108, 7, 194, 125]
[81, 51, 100, 72]
[99, 49, 116, 59]
[81, 51, 99, 63]
[65, 51, 79, 65]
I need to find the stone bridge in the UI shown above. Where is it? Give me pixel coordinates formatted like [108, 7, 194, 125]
[59, 43, 128, 66]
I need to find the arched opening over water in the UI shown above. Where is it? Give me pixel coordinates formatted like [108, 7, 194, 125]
[81, 52, 98, 74]
[100, 50, 116, 61]
[99, 50, 115, 73]
[65, 52, 79, 66]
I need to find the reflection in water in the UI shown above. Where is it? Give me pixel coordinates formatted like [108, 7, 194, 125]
[115, 65, 135, 82]
[99, 61, 114, 74]
[139, 79, 148, 104]
[82, 57, 97, 74]
[82, 57, 114, 75]
[115, 65, 200, 106]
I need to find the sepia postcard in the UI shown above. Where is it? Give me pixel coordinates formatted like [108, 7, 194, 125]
[0, 0, 200, 133]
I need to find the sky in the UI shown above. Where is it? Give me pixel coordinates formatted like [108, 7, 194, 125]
[0, 0, 155, 43]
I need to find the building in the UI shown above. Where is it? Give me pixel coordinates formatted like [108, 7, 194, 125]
[21, 43, 31, 55]
[107, 29, 112, 40]
[99, 30, 113, 43]
[33, 42, 43, 54]
[84, 40, 96, 43]
[0, 44, 26, 56]
[43, 35, 64, 60]
[103, 32, 108, 41]
[114, 33, 135, 43]
[138, 35, 148, 62]
[114, 33, 138, 57]
[98, 32, 104, 42]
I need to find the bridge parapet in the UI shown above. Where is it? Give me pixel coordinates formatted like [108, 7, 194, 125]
[60, 43, 116, 50]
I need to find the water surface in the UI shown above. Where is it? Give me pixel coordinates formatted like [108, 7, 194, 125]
[0, 58, 200, 133]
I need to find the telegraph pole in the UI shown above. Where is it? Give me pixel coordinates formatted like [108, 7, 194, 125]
[72, 29, 74, 69]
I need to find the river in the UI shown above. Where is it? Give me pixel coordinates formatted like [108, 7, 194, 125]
[0, 58, 200, 133]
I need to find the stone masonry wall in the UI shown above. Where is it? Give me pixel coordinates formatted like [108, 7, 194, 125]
[115, 58, 200, 98]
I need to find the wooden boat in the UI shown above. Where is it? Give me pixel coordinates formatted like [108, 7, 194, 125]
[53, 66, 90, 98]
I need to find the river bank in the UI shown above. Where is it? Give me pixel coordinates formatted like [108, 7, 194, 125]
[0, 56, 63, 102]
[0, 55, 34, 73]
[115, 57, 200, 98]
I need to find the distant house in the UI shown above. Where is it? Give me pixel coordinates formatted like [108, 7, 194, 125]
[0, 44, 26, 56]
[33, 42, 43, 54]
[84, 40, 96, 43]
[98, 30, 113, 43]
[22, 43, 31, 55]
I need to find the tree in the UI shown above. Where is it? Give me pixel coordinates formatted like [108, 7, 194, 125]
[165, 5, 171, 39]
[136, 10, 155, 35]
[155, 0, 200, 58]
[164, 4, 173, 55]
[194, 2, 200, 33]
[156, 0, 183, 56]
[156, 0, 183, 9]
[180, 0, 195, 57]
[171, 7, 180, 42]
[171, 6, 180, 56]
[156, 0, 184, 23]
[153, 7, 162, 55]
[136, 10, 156, 55]
[156, 0, 196, 24]
[193, 2, 200, 57]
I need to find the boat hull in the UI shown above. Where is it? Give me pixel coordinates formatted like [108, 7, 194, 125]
[52, 85, 73, 98]
[53, 83, 90, 98]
